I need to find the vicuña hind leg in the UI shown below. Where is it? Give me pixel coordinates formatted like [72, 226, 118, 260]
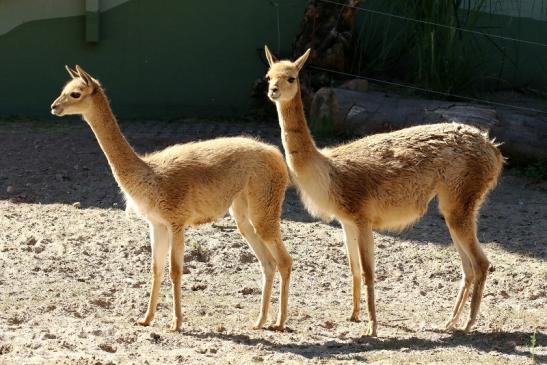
[262, 236, 292, 331]
[230, 197, 276, 330]
[138, 222, 169, 326]
[456, 228, 489, 332]
[244, 175, 292, 331]
[444, 212, 490, 333]
[357, 223, 377, 337]
[444, 232, 474, 330]
[340, 221, 362, 322]
[248, 209, 292, 331]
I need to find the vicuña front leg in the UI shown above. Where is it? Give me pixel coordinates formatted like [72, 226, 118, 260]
[358, 223, 377, 337]
[341, 222, 362, 322]
[138, 222, 169, 326]
[168, 226, 185, 331]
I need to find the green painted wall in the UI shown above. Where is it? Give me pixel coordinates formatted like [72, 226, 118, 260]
[0, 0, 307, 118]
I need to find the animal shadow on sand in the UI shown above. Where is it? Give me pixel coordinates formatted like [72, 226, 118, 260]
[185, 328, 544, 362]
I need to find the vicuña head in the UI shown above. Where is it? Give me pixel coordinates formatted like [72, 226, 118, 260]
[265, 45, 310, 102]
[51, 65, 100, 116]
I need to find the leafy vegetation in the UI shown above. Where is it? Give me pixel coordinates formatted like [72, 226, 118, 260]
[352, 0, 514, 97]
[529, 330, 538, 365]
[507, 159, 547, 180]
[519, 160, 547, 180]
[309, 115, 355, 141]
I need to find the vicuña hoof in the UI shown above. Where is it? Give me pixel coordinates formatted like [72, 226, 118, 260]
[365, 322, 377, 337]
[268, 323, 285, 332]
[463, 323, 474, 333]
[445, 320, 456, 330]
[252, 318, 267, 330]
[137, 317, 152, 327]
[170, 319, 182, 332]
[349, 313, 361, 322]
[446, 323, 468, 333]
[445, 319, 471, 333]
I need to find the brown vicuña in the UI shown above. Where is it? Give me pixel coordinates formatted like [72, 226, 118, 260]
[51, 65, 292, 331]
[264, 46, 504, 336]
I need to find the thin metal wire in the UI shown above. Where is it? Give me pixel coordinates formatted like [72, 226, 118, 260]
[307, 65, 547, 115]
[318, 0, 547, 48]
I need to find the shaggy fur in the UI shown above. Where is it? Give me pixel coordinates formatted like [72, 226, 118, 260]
[265, 46, 504, 336]
[51, 65, 292, 331]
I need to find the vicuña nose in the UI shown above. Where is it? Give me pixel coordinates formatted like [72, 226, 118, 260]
[271, 86, 278, 93]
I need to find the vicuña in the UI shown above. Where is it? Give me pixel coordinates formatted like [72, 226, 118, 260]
[51, 65, 292, 331]
[264, 46, 504, 336]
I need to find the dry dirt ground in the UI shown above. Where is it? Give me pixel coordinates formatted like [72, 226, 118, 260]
[0, 118, 546, 365]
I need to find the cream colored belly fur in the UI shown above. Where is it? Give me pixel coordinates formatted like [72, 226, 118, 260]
[123, 192, 166, 224]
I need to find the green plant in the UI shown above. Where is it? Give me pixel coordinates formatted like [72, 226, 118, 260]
[309, 115, 336, 138]
[189, 240, 210, 263]
[353, 0, 512, 97]
[508, 160, 547, 181]
[309, 115, 355, 141]
[407, 1, 481, 93]
[520, 160, 547, 180]
[530, 330, 537, 365]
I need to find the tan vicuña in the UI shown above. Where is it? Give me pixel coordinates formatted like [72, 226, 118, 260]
[265, 46, 504, 336]
[51, 65, 292, 331]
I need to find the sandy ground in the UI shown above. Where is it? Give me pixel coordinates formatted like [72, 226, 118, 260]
[0, 118, 546, 364]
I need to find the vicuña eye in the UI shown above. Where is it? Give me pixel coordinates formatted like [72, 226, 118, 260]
[288, 77, 296, 83]
[70, 92, 81, 99]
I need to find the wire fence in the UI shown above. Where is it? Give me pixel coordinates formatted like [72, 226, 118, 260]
[297, 0, 547, 116]
[319, 0, 547, 48]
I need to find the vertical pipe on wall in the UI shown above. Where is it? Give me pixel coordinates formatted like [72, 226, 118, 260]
[85, 0, 100, 43]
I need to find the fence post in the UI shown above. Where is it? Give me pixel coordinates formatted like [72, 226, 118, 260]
[85, 0, 100, 43]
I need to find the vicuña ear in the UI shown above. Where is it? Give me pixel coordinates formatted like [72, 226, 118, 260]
[65, 65, 79, 79]
[264, 45, 277, 66]
[75, 65, 94, 86]
[294, 48, 311, 71]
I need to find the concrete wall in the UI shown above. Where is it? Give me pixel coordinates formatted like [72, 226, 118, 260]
[0, 0, 307, 118]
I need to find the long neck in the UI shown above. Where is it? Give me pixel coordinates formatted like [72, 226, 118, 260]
[275, 86, 323, 171]
[83, 90, 150, 190]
